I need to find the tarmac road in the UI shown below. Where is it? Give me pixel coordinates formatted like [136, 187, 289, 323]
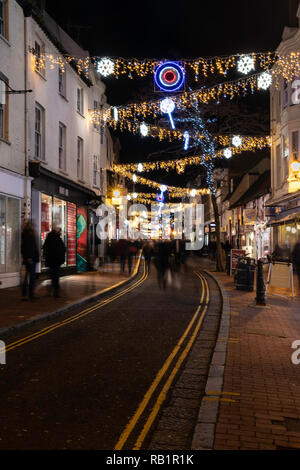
[0, 257, 221, 450]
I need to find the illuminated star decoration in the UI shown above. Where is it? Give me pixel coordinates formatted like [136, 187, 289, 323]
[223, 148, 232, 159]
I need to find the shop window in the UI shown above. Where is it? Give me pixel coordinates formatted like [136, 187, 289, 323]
[0, 0, 8, 40]
[59, 122, 66, 171]
[35, 102, 45, 160]
[41, 194, 76, 268]
[0, 195, 20, 274]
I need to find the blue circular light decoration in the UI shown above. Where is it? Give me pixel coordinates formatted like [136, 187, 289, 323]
[155, 61, 185, 92]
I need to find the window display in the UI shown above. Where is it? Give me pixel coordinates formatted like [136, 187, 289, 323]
[41, 193, 77, 268]
[0, 195, 20, 274]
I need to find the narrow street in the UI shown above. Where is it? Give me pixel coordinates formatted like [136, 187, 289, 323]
[0, 259, 222, 450]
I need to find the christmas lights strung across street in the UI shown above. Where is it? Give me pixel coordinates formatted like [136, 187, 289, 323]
[113, 136, 271, 174]
[113, 169, 210, 197]
[29, 48, 300, 91]
[92, 72, 274, 125]
[89, 108, 271, 149]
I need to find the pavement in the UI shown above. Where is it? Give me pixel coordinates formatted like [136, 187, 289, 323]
[0, 257, 138, 336]
[194, 256, 300, 451]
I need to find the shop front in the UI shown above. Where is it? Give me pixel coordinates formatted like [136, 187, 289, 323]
[0, 168, 31, 289]
[31, 166, 101, 274]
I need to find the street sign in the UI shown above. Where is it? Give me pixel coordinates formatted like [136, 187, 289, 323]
[267, 262, 294, 296]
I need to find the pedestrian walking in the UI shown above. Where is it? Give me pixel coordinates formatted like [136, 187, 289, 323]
[128, 241, 137, 274]
[292, 241, 300, 288]
[21, 220, 40, 300]
[43, 225, 66, 298]
[154, 241, 170, 290]
[143, 242, 153, 273]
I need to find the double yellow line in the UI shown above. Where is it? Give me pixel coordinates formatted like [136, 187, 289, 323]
[0, 258, 148, 355]
[114, 269, 210, 451]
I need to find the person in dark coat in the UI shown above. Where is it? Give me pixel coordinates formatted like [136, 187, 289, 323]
[43, 225, 66, 297]
[21, 220, 40, 300]
[292, 241, 300, 288]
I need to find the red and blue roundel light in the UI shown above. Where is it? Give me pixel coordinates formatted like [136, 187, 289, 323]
[155, 61, 185, 92]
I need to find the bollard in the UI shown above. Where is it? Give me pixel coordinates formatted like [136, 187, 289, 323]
[255, 258, 266, 306]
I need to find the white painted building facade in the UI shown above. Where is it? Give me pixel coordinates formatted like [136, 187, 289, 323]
[0, 0, 117, 286]
[269, 3, 300, 252]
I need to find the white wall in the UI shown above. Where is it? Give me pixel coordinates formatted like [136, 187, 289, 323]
[0, 0, 25, 175]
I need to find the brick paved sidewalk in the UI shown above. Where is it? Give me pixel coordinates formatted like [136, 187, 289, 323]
[0, 258, 138, 332]
[204, 262, 300, 450]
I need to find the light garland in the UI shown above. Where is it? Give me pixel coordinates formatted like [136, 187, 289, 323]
[89, 108, 270, 148]
[93, 72, 274, 123]
[112, 136, 270, 174]
[115, 169, 210, 197]
[29, 49, 300, 87]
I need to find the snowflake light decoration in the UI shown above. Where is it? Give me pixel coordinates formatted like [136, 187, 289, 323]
[223, 148, 232, 159]
[237, 55, 255, 75]
[140, 123, 149, 137]
[232, 135, 242, 147]
[96, 58, 115, 77]
[257, 71, 272, 90]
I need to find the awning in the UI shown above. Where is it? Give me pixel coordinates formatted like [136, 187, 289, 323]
[265, 190, 300, 207]
[268, 211, 300, 226]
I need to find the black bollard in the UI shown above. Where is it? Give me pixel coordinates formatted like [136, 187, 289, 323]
[255, 258, 266, 306]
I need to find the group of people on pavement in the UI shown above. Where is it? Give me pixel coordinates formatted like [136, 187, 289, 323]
[21, 220, 65, 301]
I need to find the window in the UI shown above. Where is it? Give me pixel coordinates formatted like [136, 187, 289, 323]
[34, 40, 45, 76]
[93, 155, 100, 187]
[0, 77, 8, 141]
[276, 144, 281, 188]
[283, 79, 289, 108]
[58, 66, 66, 96]
[77, 137, 83, 179]
[0, 195, 20, 274]
[283, 135, 289, 179]
[77, 87, 83, 114]
[35, 103, 44, 160]
[292, 131, 299, 161]
[93, 100, 100, 130]
[0, 0, 8, 40]
[59, 122, 66, 171]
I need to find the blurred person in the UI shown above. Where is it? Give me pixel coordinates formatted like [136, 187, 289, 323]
[143, 241, 153, 273]
[128, 240, 137, 274]
[21, 220, 39, 300]
[116, 239, 128, 273]
[154, 241, 170, 290]
[43, 225, 66, 298]
[292, 241, 300, 287]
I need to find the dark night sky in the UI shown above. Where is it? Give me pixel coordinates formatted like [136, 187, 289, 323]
[45, 0, 298, 182]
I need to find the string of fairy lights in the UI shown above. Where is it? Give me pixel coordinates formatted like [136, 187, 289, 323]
[30, 48, 300, 86]
[113, 137, 271, 175]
